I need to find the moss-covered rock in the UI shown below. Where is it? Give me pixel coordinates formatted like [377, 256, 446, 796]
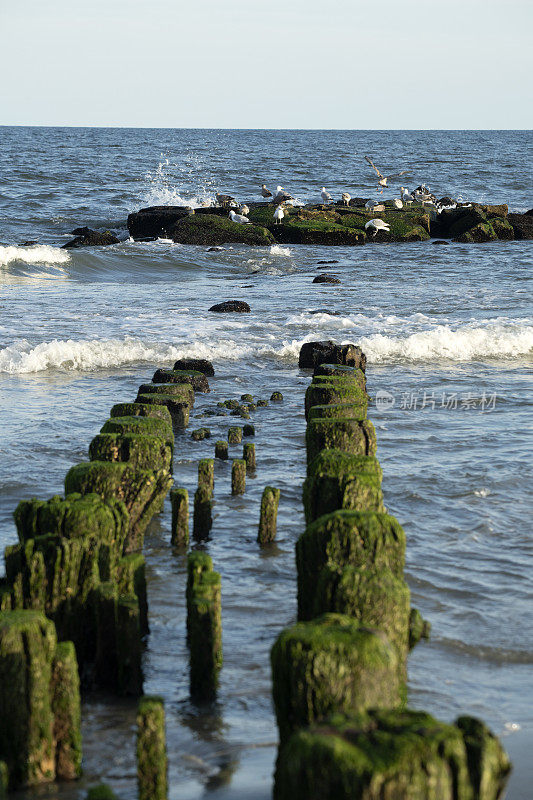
[100, 415, 174, 446]
[299, 342, 366, 371]
[313, 565, 410, 660]
[271, 613, 401, 742]
[296, 510, 405, 621]
[152, 368, 210, 393]
[188, 569, 222, 702]
[86, 785, 119, 800]
[274, 708, 511, 800]
[110, 402, 172, 424]
[307, 402, 367, 422]
[64, 462, 173, 552]
[303, 450, 384, 525]
[169, 213, 274, 246]
[117, 553, 149, 636]
[50, 641, 82, 780]
[89, 433, 173, 473]
[137, 382, 195, 406]
[135, 394, 190, 426]
[408, 607, 431, 650]
[306, 417, 377, 464]
[228, 426, 243, 444]
[454, 222, 498, 243]
[456, 715, 512, 799]
[137, 696, 167, 800]
[258, 486, 280, 544]
[0, 610, 56, 788]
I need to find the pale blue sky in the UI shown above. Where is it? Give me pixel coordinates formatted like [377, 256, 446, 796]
[1, 0, 531, 128]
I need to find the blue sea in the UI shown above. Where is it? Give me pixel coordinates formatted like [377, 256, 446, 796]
[0, 127, 532, 799]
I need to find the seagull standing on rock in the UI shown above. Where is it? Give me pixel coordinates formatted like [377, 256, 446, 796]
[239, 204, 250, 216]
[321, 187, 332, 203]
[342, 192, 351, 206]
[273, 206, 285, 225]
[261, 184, 273, 199]
[365, 218, 391, 237]
[272, 186, 293, 205]
[229, 210, 251, 225]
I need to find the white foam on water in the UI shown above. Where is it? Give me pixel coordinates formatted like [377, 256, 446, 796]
[0, 244, 70, 267]
[269, 245, 292, 257]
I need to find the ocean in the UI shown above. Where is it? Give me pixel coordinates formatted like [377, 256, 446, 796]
[0, 127, 531, 799]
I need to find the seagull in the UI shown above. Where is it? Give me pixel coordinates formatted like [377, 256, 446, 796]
[341, 192, 351, 206]
[261, 184, 273, 199]
[365, 218, 390, 237]
[321, 187, 332, 204]
[200, 198, 213, 207]
[273, 206, 285, 225]
[186, 207, 195, 215]
[272, 186, 293, 205]
[390, 198, 403, 209]
[239, 204, 250, 216]
[365, 156, 408, 190]
[216, 193, 236, 208]
[365, 199, 383, 212]
[229, 209, 250, 225]
[400, 187, 414, 202]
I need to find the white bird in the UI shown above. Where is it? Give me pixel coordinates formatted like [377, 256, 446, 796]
[273, 186, 293, 205]
[229, 210, 250, 225]
[273, 206, 285, 225]
[261, 184, 273, 199]
[400, 186, 414, 202]
[239, 204, 250, 216]
[342, 192, 351, 206]
[321, 187, 332, 203]
[365, 218, 390, 237]
[390, 198, 403, 209]
[365, 199, 382, 212]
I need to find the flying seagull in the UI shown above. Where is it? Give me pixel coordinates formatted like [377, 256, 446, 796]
[261, 184, 273, 198]
[364, 156, 408, 189]
[229, 209, 250, 225]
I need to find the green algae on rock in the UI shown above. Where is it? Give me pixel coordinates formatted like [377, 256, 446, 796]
[116, 553, 149, 635]
[274, 708, 511, 800]
[307, 402, 367, 422]
[243, 442, 256, 471]
[305, 417, 377, 464]
[305, 379, 368, 420]
[191, 427, 211, 441]
[86, 785, 119, 800]
[152, 368, 210, 393]
[89, 433, 173, 473]
[215, 440, 229, 460]
[296, 510, 405, 621]
[188, 564, 222, 702]
[137, 382, 195, 406]
[228, 426, 243, 444]
[135, 394, 190, 426]
[303, 450, 384, 524]
[271, 613, 402, 742]
[231, 459, 246, 495]
[169, 213, 274, 246]
[408, 606, 431, 650]
[110, 402, 172, 424]
[51, 641, 82, 780]
[136, 696, 168, 800]
[100, 415, 174, 446]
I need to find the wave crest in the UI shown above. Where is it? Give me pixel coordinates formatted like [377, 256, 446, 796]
[0, 244, 70, 267]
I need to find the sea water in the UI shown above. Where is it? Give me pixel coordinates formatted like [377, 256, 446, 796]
[0, 127, 531, 799]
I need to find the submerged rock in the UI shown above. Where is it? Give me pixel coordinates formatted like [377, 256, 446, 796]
[127, 206, 190, 239]
[173, 358, 215, 376]
[312, 274, 341, 284]
[168, 214, 274, 246]
[62, 229, 119, 248]
[209, 300, 251, 313]
[508, 212, 533, 239]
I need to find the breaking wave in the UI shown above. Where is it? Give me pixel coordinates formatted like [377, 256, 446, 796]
[0, 244, 70, 267]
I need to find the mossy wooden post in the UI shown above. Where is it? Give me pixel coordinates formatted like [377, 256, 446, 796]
[227, 426, 242, 444]
[193, 459, 214, 539]
[243, 442, 256, 471]
[50, 641, 82, 780]
[258, 487, 280, 544]
[170, 487, 189, 547]
[94, 582, 118, 691]
[117, 595, 143, 696]
[189, 570, 222, 702]
[117, 553, 149, 636]
[136, 696, 167, 800]
[186, 551, 213, 643]
[0, 610, 56, 788]
[215, 440, 228, 460]
[231, 460, 246, 495]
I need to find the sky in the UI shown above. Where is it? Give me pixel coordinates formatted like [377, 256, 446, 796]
[1, 0, 532, 129]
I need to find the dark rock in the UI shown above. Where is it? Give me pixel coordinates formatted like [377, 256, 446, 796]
[308, 309, 340, 315]
[152, 369, 210, 392]
[71, 226, 93, 236]
[127, 206, 190, 239]
[437, 197, 455, 206]
[62, 229, 119, 249]
[207, 246, 225, 251]
[22, 240, 38, 246]
[298, 341, 366, 372]
[312, 274, 341, 284]
[168, 214, 274, 246]
[432, 239, 450, 245]
[136, 236, 157, 242]
[508, 212, 533, 240]
[209, 300, 250, 313]
[317, 260, 339, 264]
[173, 358, 215, 376]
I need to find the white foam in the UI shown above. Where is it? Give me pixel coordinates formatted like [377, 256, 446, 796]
[0, 244, 70, 267]
[269, 245, 292, 257]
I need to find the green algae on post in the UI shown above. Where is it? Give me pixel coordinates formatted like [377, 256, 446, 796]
[137, 382, 195, 406]
[408, 606, 431, 650]
[86, 785, 119, 800]
[231, 459, 246, 495]
[243, 423, 255, 437]
[135, 394, 190, 427]
[170, 487, 189, 548]
[110, 402, 172, 424]
[51, 641, 82, 780]
[189, 570, 222, 702]
[117, 553, 149, 635]
[270, 391, 283, 401]
[227, 426, 243, 444]
[243, 442, 256, 471]
[305, 417, 377, 464]
[215, 440, 229, 460]
[258, 486, 280, 544]
[89, 432, 173, 472]
[271, 613, 401, 742]
[101, 414, 174, 445]
[117, 594, 143, 696]
[191, 427, 211, 441]
[136, 696, 168, 800]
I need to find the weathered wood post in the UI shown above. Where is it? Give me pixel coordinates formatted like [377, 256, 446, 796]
[258, 486, 280, 544]
[136, 696, 167, 800]
[231, 460, 246, 495]
[170, 487, 189, 547]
